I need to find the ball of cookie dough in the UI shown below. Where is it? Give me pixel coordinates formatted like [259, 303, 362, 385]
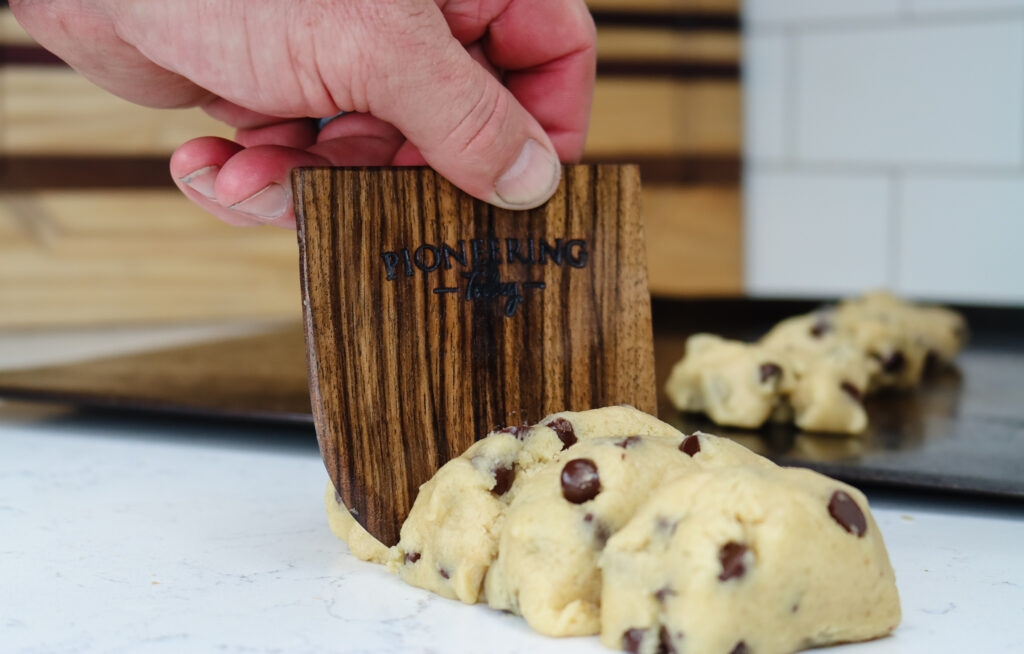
[665, 334, 794, 429]
[599, 466, 900, 654]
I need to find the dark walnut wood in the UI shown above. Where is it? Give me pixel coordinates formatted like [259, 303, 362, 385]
[293, 165, 656, 545]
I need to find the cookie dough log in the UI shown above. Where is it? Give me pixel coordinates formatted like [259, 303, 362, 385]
[664, 334, 794, 429]
[600, 466, 901, 654]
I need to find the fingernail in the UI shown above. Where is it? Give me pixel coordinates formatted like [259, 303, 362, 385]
[229, 183, 290, 220]
[179, 165, 219, 199]
[494, 139, 560, 209]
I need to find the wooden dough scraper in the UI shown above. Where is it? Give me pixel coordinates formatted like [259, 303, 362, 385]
[293, 165, 656, 545]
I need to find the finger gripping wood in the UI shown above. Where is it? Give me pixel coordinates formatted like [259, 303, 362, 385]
[294, 165, 655, 545]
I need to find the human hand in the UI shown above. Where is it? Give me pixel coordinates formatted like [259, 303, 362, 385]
[11, 0, 595, 227]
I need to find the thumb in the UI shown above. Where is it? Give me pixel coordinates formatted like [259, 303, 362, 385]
[367, 32, 561, 210]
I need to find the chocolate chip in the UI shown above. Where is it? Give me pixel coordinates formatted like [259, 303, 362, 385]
[810, 318, 832, 338]
[792, 603, 799, 613]
[828, 490, 867, 537]
[583, 512, 594, 523]
[404, 551, 421, 564]
[654, 586, 676, 603]
[881, 350, 906, 374]
[439, 568, 450, 579]
[679, 435, 701, 457]
[498, 425, 531, 439]
[616, 435, 642, 448]
[718, 542, 749, 581]
[561, 459, 601, 504]
[840, 381, 862, 402]
[594, 522, 611, 548]
[759, 362, 783, 383]
[546, 418, 577, 450]
[658, 626, 676, 654]
[491, 464, 515, 496]
[729, 641, 748, 654]
[622, 628, 646, 654]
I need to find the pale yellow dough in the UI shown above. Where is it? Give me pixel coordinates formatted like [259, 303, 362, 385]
[325, 406, 900, 653]
[666, 291, 966, 434]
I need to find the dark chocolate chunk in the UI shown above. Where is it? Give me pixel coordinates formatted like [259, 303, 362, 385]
[616, 435, 642, 449]
[810, 318, 832, 338]
[759, 362, 783, 383]
[491, 464, 515, 496]
[828, 490, 867, 537]
[561, 458, 602, 504]
[881, 350, 906, 374]
[729, 641, 748, 654]
[622, 628, 646, 654]
[679, 435, 701, 457]
[718, 541, 749, 581]
[654, 586, 675, 603]
[658, 625, 676, 654]
[546, 418, 577, 450]
[404, 551, 421, 564]
[840, 381, 862, 402]
[439, 568, 450, 579]
[498, 425, 531, 439]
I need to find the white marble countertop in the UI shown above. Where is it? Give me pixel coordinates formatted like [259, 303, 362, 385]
[1, 326, 1023, 653]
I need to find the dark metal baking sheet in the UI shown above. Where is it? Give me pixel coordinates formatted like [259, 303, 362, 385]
[1, 299, 1022, 499]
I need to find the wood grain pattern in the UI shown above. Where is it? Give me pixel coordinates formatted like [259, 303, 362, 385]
[586, 0, 739, 13]
[0, 190, 301, 328]
[0, 8, 33, 44]
[295, 165, 656, 544]
[642, 185, 742, 296]
[588, 79, 739, 156]
[1, 67, 233, 155]
[597, 27, 739, 63]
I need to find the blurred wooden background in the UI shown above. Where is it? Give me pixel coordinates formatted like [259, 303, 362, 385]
[0, 0, 740, 328]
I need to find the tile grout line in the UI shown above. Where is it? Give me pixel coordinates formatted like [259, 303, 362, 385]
[888, 170, 903, 294]
[1020, 19, 1024, 171]
[785, 26, 800, 164]
[746, 7, 1024, 35]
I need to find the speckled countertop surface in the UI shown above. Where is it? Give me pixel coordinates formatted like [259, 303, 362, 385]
[1, 326, 1023, 653]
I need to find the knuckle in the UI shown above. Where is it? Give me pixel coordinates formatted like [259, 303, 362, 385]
[444, 79, 510, 158]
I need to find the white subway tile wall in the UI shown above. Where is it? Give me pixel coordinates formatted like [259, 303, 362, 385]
[744, 1, 1024, 305]
[746, 0, 903, 25]
[797, 22, 1024, 166]
[910, 0, 1024, 14]
[744, 33, 789, 161]
[898, 176, 1024, 303]
[745, 172, 891, 296]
